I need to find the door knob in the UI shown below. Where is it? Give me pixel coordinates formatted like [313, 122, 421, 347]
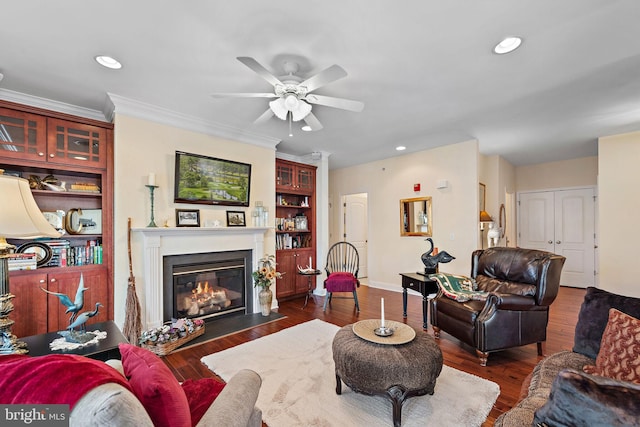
[548, 240, 553, 244]
[556, 240, 561, 244]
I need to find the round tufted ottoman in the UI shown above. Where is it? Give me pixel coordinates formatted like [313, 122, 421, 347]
[332, 323, 443, 427]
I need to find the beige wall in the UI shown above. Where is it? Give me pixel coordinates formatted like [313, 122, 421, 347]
[112, 114, 276, 326]
[598, 132, 640, 297]
[479, 154, 516, 248]
[329, 140, 479, 290]
[516, 156, 598, 191]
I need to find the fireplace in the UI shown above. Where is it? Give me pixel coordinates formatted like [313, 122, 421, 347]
[133, 226, 270, 329]
[163, 250, 253, 323]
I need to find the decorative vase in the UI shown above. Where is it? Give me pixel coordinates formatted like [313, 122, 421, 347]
[258, 288, 273, 316]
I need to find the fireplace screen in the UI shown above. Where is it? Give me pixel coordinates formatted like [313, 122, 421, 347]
[164, 250, 252, 322]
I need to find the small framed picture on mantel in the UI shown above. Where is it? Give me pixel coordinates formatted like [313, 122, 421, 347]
[176, 209, 200, 227]
[226, 211, 246, 227]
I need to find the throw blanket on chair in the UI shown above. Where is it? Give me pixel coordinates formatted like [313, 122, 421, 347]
[429, 273, 489, 302]
[0, 354, 132, 409]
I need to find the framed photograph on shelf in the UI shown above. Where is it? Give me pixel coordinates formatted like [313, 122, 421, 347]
[226, 211, 246, 227]
[176, 209, 200, 227]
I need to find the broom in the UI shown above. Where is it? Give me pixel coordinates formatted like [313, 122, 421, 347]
[123, 217, 142, 345]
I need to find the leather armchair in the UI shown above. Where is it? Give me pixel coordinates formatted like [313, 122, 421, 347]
[429, 247, 565, 366]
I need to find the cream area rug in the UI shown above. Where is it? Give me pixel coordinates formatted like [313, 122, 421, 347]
[201, 319, 500, 427]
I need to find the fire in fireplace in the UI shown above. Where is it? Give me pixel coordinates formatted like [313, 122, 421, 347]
[163, 250, 253, 323]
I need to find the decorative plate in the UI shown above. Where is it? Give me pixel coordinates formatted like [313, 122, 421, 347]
[17, 242, 53, 267]
[352, 319, 416, 345]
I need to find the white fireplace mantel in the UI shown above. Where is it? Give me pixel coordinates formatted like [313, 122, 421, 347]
[132, 226, 271, 328]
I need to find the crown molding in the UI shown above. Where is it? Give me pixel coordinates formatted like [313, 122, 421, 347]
[106, 93, 281, 150]
[0, 89, 108, 122]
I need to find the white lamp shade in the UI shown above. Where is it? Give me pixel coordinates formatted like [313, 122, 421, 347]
[0, 175, 61, 239]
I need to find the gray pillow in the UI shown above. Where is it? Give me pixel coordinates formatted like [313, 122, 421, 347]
[572, 287, 640, 359]
[533, 369, 640, 427]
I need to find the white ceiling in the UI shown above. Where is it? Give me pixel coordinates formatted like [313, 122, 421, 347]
[2, 1, 640, 169]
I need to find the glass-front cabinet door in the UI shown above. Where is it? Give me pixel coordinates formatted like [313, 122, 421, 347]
[296, 166, 314, 193]
[47, 118, 108, 169]
[0, 108, 47, 162]
[276, 162, 295, 190]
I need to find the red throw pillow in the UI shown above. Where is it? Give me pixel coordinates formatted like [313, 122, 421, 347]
[583, 308, 640, 384]
[181, 378, 226, 426]
[119, 343, 191, 427]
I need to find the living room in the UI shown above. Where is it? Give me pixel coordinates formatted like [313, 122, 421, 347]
[2, 2, 640, 426]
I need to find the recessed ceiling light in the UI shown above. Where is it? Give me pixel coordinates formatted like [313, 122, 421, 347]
[396, 146, 406, 151]
[493, 36, 522, 55]
[301, 125, 312, 132]
[95, 55, 122, 69]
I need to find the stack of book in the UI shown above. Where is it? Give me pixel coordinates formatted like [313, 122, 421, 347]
[6, 253, 37, 271]
[45, 239, 71, 267]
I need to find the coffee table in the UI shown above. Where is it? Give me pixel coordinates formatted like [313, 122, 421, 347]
[332, 322, 443, 427]
[21, 320, 128, 361]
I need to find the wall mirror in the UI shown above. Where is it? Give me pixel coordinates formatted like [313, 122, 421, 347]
[400, 196, 432, 236]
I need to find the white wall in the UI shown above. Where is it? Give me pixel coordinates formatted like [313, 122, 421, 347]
[598, 132, 640, 298]
[112, 114, 276, 327]
[516, 156, 598, 191]
[329, 140, 479, 290]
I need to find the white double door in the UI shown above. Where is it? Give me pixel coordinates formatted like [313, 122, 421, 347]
[517, 188, 596, 288]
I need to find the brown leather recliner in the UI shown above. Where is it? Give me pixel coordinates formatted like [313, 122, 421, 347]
[429, 247, 566, 366]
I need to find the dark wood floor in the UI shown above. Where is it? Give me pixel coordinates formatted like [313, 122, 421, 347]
[163, 284, 586, 426]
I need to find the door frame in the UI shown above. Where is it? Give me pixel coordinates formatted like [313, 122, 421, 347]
[340, 193, 369, 279]
[516, 185, 598, 287]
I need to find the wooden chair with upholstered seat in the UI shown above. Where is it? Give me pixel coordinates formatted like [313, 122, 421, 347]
[323, 241, 360, 312]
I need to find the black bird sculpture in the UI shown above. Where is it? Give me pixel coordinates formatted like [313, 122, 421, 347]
[68, 302, 103, 331]
[41, 274, 88, 324]
[421, 238, 455, 272]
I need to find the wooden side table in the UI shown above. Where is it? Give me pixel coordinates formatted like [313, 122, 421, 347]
[21, 320, 129, 361]
[298, 269, 321, 308]
[400, 272, 439, 330]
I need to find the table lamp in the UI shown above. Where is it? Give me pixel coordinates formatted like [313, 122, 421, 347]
[0, 171, 61, 354]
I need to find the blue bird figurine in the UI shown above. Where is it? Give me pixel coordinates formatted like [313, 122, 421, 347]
[68, 302, 103, 331]
[41, 274, 88, 324]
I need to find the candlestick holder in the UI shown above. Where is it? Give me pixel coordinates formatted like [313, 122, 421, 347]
[374, 325, 394, 337]
[145, 184, 159, 227]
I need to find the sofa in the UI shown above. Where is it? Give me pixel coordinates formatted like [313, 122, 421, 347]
[0, 343, 262, 427]
[495, 286, 640, 427]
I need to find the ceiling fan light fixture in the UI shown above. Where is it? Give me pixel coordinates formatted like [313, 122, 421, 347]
[291, 100, 312, 122]
[284, 94, 299, 110]
[269, 98, 288, 120]
[95, 55, 122, 69]
[493, 36, 522, 54]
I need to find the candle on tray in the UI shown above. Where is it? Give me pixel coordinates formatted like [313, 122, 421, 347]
[381, 297, 385, 328]
[148, 173, 156, 186]
[309, 256, 312, 269]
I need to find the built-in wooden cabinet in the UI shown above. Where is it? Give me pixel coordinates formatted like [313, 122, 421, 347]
[276, 159, 315, 194]
[275, 159, 317, 300]
[1, 100, 113, 337]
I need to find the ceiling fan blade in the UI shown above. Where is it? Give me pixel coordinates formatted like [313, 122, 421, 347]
[237, 57, 283, 87]
[305, 94, 364, 112]
[303, 112, 323, 131]
[299, 64, 347, 92]
[211, 92, 278, 98]
[254, 108, 274, 125]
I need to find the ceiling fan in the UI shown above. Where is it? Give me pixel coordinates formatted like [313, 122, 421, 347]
[211, 57, 364, 133]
